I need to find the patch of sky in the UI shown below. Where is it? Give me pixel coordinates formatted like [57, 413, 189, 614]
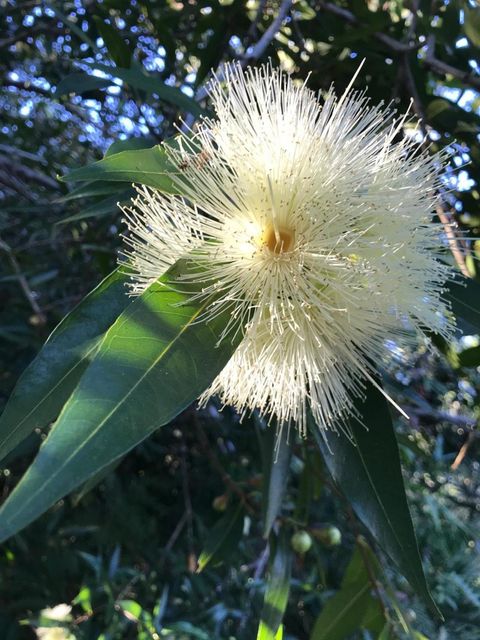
[144, 56, 165, 72]
[22, 15, 35, 27]
[458, 89, 479, 111]
[229, 35, 242, 52]
[384, 338, 407, 363]
[182, 86, 194, 97]
[19, 101, 33, 117]
[458, 379, 477, 397]
[119, 116, 136, 134]
[456, 37, 468, 48]
[435, 85, 462, 102]
[454, 170, 475, 191]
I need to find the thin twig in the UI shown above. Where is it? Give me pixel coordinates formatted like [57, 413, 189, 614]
[242, 0, 293, 63]
[246, 0, 267, 41]
[425, 34, 480, 91]
[436, 204, 471, 278]
[193, 414, 256, 515]
[0, 236, 47, 325]
[317, 2, 418, 54]
[451, 431, 476, 471]
[180, 441, 196, 572]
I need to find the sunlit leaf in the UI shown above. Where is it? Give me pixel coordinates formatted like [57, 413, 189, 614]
[0, 259, 243, 542]
[256, 533, 291, 640]
[196, 502, 244, 572]
[0, 269, 131, 463]
[59, 145, 181, 194]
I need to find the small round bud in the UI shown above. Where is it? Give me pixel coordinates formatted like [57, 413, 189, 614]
[313, 525, 342, 547]
[212, 494, 229, 512]
[291, 530, 313, 554]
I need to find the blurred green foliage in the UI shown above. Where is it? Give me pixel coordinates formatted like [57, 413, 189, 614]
[0, 0, 479, 638]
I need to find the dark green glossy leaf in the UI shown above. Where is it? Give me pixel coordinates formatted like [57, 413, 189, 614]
[60, 145, 181, 194]
[457, 344, 480, 368]
[196, 502, 244, 573]
[57, 191, 132, 224]
[444, 277, 480, 332]
[55, 72, 114, 96]
[311, 543, 384, 640]
[0, 269, 131, 464]
[262, 427, 292, 537]
[57, 181, 122, 203]
[311, 383, 441, 618]
[93, 18, 132, 67]
[105, 136, 159, 157]
[256, 533, 292, 640]
[0, 260, 242, 542]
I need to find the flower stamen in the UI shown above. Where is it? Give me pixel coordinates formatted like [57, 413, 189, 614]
[263, 225, 295, 254]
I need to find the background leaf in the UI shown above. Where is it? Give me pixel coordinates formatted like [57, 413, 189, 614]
[93, 18, 132, 68]
[256, 533, 292, 640]
[310, 383, 442, 618]
[262, 426, 293, 538]
[196, 502, 244, 573]
[310, 542, 384, 640]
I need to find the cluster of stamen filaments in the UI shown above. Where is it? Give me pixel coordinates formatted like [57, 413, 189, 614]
[262, 224, 295, 255]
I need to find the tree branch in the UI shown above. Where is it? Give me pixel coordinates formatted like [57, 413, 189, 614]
[317, 1, 417, 53]
[424, 34, 480, 91]
[242, 0, 293, 63]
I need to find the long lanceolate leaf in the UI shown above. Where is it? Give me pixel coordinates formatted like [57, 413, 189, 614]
[256, 534, 292, 640]
[0, 261, 241, 542]
[60, 146, 181, 194]
[311, 383, 442, 618]
[0, 269, 131, 463]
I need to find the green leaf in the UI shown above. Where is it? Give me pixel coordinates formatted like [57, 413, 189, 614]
[310, 383, 442, 619]
[257, 533, 292, 640]
[57, 181, 122, 203]
[104, 136, 159, 157]
[0, 260, 243, 542]
[262, 426, 293, 537]
[310, 544, 384, 640]
[457, 344, 480, 368]
[88, 63, 205, 117]
[55, 72, 114, 96]
[59, 145, 181, 194]
[0, 269, 131, 464]
[93, 18, 132, 67]
[464, 6, 480, 47]
[57, 191, 132, 224]
[444, 277, 480, 333]
[196, 502, 244, 572]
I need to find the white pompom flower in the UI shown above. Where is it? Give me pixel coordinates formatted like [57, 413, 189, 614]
[121, 63, 456, 435]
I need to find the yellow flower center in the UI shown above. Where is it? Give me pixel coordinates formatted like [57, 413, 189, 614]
[263, 225, 295, 254]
